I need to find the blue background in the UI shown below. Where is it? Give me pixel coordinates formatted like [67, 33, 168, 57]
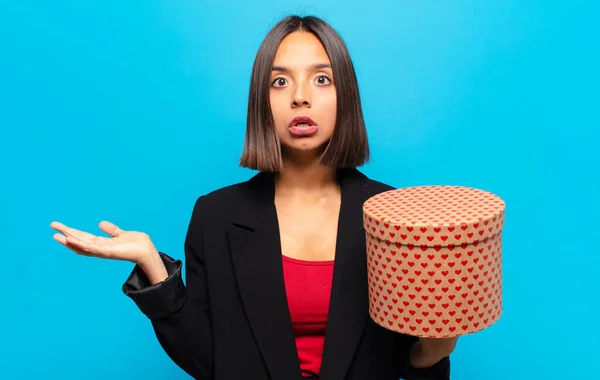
[1, 1, 598, 379]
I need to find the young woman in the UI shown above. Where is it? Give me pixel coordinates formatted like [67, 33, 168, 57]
[51, 15, 456, 380]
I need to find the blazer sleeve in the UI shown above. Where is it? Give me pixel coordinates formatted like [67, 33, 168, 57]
[402, 356, 451, 380]
[394, 334, 451, 380]
[122, 196, 213, 380]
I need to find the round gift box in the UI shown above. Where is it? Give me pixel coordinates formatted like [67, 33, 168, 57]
[362, 185, 505, 338]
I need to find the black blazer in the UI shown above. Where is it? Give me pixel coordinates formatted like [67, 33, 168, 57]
[122, 168, 451, 380]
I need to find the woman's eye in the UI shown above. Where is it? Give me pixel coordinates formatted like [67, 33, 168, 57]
[272, 78, 287, 87]
[316, 75, 331, 85]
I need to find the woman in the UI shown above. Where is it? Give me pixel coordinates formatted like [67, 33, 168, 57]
[51, 15, 456, 380]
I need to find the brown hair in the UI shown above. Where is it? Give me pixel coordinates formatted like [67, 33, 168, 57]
[239, 15, 370, 172]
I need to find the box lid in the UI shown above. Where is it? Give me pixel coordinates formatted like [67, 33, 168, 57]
[363, 185, 505, 247]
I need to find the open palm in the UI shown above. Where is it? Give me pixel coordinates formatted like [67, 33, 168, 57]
[50, 221, 157, 264]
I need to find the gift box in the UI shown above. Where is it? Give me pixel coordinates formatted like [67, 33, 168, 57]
[363, 185, 506, 338]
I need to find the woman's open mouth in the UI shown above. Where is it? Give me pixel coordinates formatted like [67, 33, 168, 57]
[289, 116, 318, 136]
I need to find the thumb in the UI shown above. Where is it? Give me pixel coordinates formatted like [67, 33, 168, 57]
[99, 221, 124, 237]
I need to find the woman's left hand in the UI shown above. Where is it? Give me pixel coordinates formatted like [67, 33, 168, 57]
[409, 337, 458, 368]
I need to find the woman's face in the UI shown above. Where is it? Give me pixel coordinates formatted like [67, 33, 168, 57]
[269, 31, 337, 158]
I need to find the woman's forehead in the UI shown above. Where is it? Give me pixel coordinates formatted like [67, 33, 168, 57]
[273, 31, 331, 67]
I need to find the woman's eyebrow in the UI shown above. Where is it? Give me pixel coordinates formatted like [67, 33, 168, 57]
[271, 63, 332, 73]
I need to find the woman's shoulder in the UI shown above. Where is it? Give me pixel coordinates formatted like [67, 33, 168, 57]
[363, 177, 395, 193]
[198, 178, 254, 205]
[350, 168, 396, 195]
[187, 171, 271, 224]
[191, 176, 254, 212]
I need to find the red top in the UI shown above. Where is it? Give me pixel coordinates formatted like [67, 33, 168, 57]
[282, 255, 335, 377]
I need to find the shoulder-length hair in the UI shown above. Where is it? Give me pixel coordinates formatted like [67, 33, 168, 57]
[239, 15, 370, 172]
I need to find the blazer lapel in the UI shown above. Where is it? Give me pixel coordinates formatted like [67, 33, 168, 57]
[319, 168, 371, 380]
[227, 168, 372, 380]
[227, 172, 302, 380]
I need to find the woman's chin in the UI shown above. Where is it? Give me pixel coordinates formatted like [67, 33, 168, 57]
[282, 139, 329, 154]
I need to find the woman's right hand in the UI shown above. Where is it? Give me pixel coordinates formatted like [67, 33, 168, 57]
[51, 220, 169, 284]
[50, 220, 158, 265]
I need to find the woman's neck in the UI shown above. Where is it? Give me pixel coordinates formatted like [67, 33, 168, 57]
[275, 155, 339, 197]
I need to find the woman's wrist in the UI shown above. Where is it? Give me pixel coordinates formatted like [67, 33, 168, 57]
[137, 250, 169, 285]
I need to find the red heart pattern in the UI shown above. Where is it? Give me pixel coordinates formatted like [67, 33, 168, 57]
[363, 186, 505, 338]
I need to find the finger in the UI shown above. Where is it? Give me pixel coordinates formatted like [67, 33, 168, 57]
[51, 222, 97, 241]
[65, 235, 105, 257]
[50, 221, 68, 233]
[99, 221, 124, 237]
[53, 234, 94, 256]
[53, 233, 67, 245]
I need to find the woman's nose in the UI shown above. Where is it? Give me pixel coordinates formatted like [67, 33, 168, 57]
[291, 83, 311, 108]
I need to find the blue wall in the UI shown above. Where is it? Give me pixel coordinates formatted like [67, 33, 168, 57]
[1, 1, 598, 379]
